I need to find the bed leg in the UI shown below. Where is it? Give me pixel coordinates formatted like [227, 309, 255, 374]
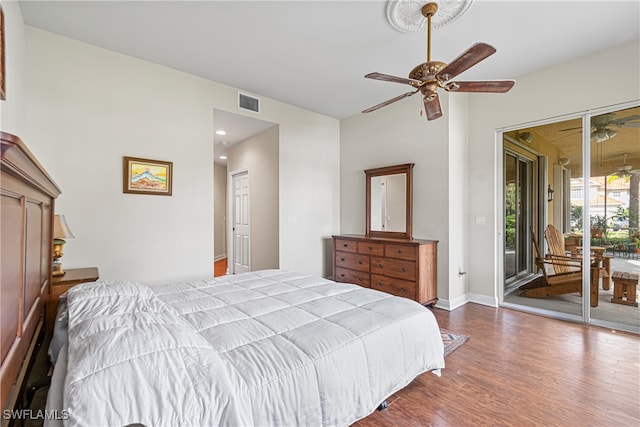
[377, 400, 388, 411]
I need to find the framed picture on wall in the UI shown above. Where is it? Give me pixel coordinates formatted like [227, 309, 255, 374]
[1, 5, 6, 100]
[123, 156, 173, 196]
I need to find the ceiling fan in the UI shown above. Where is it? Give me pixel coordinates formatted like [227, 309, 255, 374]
[615, 153, 640, 177]
[362, 2, 515, 121]
[561, 112, 640, 142]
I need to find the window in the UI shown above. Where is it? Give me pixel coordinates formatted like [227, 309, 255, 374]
[571, 188, 583, 199]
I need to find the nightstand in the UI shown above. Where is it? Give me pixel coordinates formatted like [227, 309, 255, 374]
[47, 267, 99, 329]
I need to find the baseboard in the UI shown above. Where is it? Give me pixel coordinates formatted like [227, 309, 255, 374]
[214, 254, 227, 262]
[435, 293, 499, 311]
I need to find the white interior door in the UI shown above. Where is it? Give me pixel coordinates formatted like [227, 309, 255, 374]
[232, 171, 250, 273]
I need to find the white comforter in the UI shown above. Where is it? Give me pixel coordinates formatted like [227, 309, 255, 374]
[63, 270, 444, 426]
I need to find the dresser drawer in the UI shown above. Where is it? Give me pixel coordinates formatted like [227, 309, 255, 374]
[335, 238, 358, 253]
[371, 256, 416, 281]
[371, 274, 416, 299]
[357, 241, 384, 256]
[334, 267, 370, 287]
[385, 244, 416, 260]
[336, 252, 370, 272]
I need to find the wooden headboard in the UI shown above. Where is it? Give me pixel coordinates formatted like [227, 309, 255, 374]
[1, 132, 60, 411]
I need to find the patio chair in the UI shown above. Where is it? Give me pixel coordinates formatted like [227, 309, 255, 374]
[544, 224, 610, 289]
[519, 227, 601, 307]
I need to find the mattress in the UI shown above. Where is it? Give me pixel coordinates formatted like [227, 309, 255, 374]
[55, 269, 444, 426]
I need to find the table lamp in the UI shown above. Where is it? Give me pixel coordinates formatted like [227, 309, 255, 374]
[53, 214, 75, 276]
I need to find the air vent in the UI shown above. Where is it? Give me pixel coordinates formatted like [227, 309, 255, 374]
[238, 93, 260, 113]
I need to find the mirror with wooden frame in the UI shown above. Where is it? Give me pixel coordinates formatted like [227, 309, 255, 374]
[365, 163, 414, 239]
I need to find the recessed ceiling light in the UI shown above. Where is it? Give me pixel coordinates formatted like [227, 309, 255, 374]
[219, 155, 227, 160]
[216, 130, 227, 135]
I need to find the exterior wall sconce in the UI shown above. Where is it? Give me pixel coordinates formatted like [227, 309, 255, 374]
[547, 185, 554, 202]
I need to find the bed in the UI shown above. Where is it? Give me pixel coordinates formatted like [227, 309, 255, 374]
[46, 269, 445, 426]
[1, 132, 60, 414]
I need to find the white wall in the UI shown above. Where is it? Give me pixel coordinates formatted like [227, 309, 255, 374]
[227, 125, 279, 271]
[213, 162, 227, 260]
[24, 27, 340, 283]
[340, 93, 452, 300]
[278, 114, 341, 278]
[0, 1, 26, 135]
[467, 39, 640, 304]
[446, 94, 469, 307]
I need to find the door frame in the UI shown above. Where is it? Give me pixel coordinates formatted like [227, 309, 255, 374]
[227, 168, 250, 274]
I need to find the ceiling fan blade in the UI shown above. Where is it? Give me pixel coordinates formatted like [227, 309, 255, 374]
[609, 114, 640, 125]
[435, 42, 497, 82]
[362, 90, 419, 113]
[620, 122, 640, 127]
[445, 80, 515, 93]
[365, 72, 421, 86]
[423, 93, 442, 121]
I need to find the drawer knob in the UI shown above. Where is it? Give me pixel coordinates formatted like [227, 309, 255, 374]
[378, 263, 384, 268]
[401, 267, 406, 272]
[341, 257, 345, 261]
[400, 287, 407, 292]
[397, 249, 403, 254]
[340, 274, 345, 277]
[358, 261, 363, 264]
[343, 243, 348, 247]
[377, 282, 383, 287]
[358, 278, 362, 282]
[368, 246, 373, 250]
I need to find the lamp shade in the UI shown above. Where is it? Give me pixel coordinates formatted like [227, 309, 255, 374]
[53, 214, 75, 239]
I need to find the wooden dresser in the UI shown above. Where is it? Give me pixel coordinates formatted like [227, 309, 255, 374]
[332, 235, 438, 305]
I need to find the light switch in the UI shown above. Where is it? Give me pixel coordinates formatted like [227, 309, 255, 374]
[475, 216, 486, 225]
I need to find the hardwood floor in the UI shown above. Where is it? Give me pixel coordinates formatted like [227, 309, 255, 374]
[355, 303, 640, 427]
[214, 257, 227, 277]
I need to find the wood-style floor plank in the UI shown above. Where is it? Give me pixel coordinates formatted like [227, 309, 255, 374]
[214, 257, 227, 277]
[354, 303, 640, 427]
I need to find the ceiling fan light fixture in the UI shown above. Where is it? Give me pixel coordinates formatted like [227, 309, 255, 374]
[591, 128, 617, 142]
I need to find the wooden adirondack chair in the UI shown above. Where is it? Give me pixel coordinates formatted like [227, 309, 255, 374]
[544, 224, 578, 274]
[544, 224, 610, 289]
[519, 227, 601, 307]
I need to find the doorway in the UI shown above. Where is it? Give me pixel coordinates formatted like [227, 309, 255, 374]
[213, 109, 279, 276]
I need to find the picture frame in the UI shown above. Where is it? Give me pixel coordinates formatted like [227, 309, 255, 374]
[1, 5, 6, 100]
[123, 156, 173, 196]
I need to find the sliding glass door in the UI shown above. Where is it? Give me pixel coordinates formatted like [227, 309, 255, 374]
[504, 151, 533, 287]
[502, 104, 639, 334]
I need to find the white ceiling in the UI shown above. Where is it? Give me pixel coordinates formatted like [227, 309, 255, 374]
[213, 109, 276, 164]
[18, 0, 640, 159]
